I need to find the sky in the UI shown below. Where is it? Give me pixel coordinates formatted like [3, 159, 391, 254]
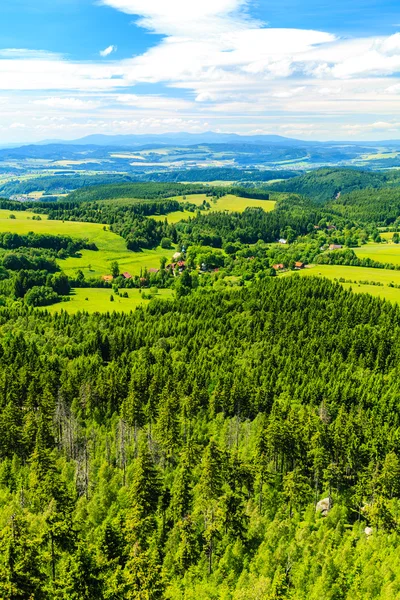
[1, 0, 400, 142]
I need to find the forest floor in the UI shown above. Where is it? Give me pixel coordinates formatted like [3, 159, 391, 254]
[44, 287, 174, 314]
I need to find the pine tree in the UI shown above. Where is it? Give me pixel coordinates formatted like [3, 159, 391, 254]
[126, 438, 160, 546]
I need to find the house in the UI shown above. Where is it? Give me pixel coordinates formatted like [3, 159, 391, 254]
[122, 272, 132, 279]
[102, 275, 113, 282]
[329, 244, 342, 251]
[294, 261, 304, 269]
[272, 263, 285, 270]
[327, 225, 337, 231]
[278, 238, 288, 244]
[148, 268, 159, 274]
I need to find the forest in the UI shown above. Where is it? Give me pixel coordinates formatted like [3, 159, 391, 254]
[270, 167, 400, 202]
[2, 277, 400, 599]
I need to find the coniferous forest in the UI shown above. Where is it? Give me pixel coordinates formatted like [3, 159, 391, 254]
[5, 0, 400, 594]
[2, 275, 400, 598]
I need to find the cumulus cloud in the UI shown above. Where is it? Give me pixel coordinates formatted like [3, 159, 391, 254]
[2, 0, 400, 140]
[100, 45, 117, 57]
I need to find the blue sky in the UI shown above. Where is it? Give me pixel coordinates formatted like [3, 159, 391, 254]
[1, 0, 400, 142]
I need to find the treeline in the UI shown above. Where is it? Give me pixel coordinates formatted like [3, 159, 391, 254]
[316, 248, 400, 270]
[139, 167, 297, 183]
[66, 182, 213, 203]
[270, 167, 400, 202]
[2, 278, 400, 596]
[230, 186, 270, 200]
[0, 231, 97, 253]
[43, 199, 183, 223]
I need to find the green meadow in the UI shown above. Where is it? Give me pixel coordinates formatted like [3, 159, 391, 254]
[44, 287, 174, 315]
[172, 193, 276, 213]
[288, 264, 400, 303]
[0, 209, 45, 220]
[353, 242, 400, 265]
[61, 246, 168, 278]
[0, 209, 170, 277]
[152, 210, 195, 224]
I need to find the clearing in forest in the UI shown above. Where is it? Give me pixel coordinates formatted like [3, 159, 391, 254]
[45, 287, 174, 314]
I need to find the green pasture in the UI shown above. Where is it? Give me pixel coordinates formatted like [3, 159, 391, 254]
[353, 242, 400, 265]
[61, 246, 169, 278]
[172, 193, 276, 213]
[45, 287, 174, 315]
[152, 210, 195, 224]
[287, 264, 400, 303]
[0, 209, 48, 221]
[380, 232, 399, 241]
[0, 209, 171, 277]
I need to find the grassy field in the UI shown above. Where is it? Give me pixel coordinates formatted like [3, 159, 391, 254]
[172, 193, 276, 213]
[152, 210, 195, 224]
[0, 209, 48, 220]
[286, 264, 400, 303]
[380, 232, 399, 241]
[353, 242, 400, 265]
[0, 209, 171, 278]
[45, 287, 174, 315]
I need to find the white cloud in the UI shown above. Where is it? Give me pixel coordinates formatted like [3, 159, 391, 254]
[114, 93, 193, 110]
[0, 48, 60, 60]
[100, 45, 117, 57]
[33, 97, 101, 109]
[10, 122, 27, 129]
[99, 0, 255, 35]
[2, 0, 400, 141]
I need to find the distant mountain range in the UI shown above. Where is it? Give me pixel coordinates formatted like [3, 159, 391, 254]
[2, 132, 400, 151]
[2, 132, 400, 173]
[38, 132, 315, 147]
[30, 132, 400, 148]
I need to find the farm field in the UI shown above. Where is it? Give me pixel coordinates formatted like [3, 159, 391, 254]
[353, 242, 400, 265]
[45, 287, 174, 314]
[288, 264, 400, 303]
[173, 193, 276, 213]
[0, 209, 171, 277]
